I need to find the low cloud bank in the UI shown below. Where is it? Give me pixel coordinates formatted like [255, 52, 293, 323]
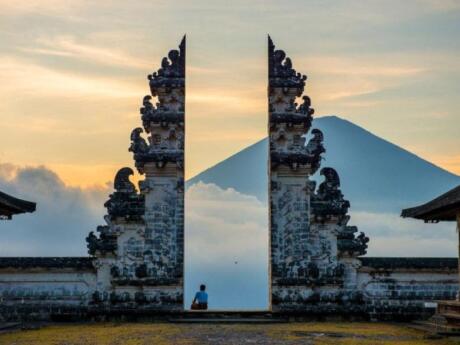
[0, 164, 107, 256]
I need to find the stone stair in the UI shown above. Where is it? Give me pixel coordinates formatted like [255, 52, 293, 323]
[0, 323, 21, 332]
[411, 314, 460, 336]
[168, 311, 288, 324]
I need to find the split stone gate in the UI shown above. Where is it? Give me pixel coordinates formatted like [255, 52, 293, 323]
[86, 36, 369, 311]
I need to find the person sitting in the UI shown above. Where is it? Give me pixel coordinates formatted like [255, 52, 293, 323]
[191, 284, 208, 310]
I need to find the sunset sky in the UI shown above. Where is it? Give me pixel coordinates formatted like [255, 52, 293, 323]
[1, 0, 460, 186]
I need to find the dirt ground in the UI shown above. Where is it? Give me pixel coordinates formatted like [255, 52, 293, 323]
[1, 322, 460, 345]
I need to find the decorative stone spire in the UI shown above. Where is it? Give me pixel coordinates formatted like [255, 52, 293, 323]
[104, 167, 145, 221]
[86, 167, 144, 256]
[337, 225, 369, 257]
[86, 225, 117, 256]
[311, 167, 350, 222]
[268, 36, 321, 172]
[130, 36, 186, 173]
[268, 35, 306, 91]
[148, 36, 185, 91]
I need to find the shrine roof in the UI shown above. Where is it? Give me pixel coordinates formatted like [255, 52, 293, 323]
[360, 257, 458, 270]
[401, 185, 460, 222]
[0, 190, 36, 220]
[0, 257, 94, 270]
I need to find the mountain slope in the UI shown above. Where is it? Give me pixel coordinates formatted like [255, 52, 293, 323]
[187, 116, 460, 213]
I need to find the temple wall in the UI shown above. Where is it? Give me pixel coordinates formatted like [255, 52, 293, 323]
[358, 258, 459, 320]
[0, 259, 96, 321]
[271, 258, 458, 320]
[0, 257, 457, 321]
[0, 271, 96, 303]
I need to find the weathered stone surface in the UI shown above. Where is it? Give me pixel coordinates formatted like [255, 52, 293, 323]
[0, 257, 93, 270]
[360, 257, 458, 270]
[358, 259, 458, 320]
[268, 36, 369, 312]
[117, 37, 185, 309]
[106, 168, 145, 220]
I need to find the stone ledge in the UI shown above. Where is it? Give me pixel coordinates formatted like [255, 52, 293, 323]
[359, 257, 458, 271]
[0, 257, 94, 271]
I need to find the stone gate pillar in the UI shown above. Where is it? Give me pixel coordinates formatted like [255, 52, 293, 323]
[268, 36, 322, 311]
[129, 36, 186, 310]
[268, 37, 368, 313]
[87, 38, 186, 311]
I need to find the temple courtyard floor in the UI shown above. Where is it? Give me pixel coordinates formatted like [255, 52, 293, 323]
[1, 322, 460, 345]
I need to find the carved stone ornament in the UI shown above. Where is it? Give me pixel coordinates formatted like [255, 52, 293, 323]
[269, 35, 307, 91]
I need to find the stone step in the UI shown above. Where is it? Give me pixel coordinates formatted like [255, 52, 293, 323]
[0, 322, 21, 332]
[169, 317, 288, 324]
[410, 320, 460, 336]
[440, 312, 460, 321]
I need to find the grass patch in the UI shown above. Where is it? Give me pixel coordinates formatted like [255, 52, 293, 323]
[1, 322, 460, 345]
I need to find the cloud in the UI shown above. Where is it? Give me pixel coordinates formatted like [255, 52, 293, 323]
[188, 91, 264, 113]
[0, 57, 144, 99]
[303, 56, 426, 78]
[417, 0, 460, 11]
[351, 211, 457, 257]
[0, 164, 107, 256]
[0, 164, 18, 181]
[296, 55, 427, 102]
[20, 36, 152, 70]
[185, 182, 268, 309]
[0, 0, 87, 17]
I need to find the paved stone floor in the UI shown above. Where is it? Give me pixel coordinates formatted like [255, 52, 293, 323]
[1, 322, 460, 345]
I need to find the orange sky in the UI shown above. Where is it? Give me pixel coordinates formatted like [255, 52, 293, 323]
[1, 0, 459, 187]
